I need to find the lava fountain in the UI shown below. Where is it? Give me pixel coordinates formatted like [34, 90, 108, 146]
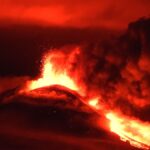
[24, 48, 85, 96]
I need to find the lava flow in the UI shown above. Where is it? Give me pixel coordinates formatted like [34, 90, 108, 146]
[106, 112, 150, 150]
[22, 48, 150, 150]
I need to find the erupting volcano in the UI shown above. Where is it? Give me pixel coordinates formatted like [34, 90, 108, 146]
[18, 46, 150, 150]
[0, 12, 150, 150]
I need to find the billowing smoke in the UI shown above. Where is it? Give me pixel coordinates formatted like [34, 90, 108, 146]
[50, 18, 150, 121]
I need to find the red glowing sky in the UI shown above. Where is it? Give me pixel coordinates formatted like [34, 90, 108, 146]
[0, 0, 150, 29]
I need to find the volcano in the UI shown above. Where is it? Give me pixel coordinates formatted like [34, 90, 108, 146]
[0, 85, 141, 150]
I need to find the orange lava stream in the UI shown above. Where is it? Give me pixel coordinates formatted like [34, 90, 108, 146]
[88, 99, 150, 150]
[106, 112, 150, 150]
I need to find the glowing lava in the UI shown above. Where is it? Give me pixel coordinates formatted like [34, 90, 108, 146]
[88, 99, 150, 150]
[106, 112, 150, 150]
[88, 97, 100, 109]
[26, 49, 84, 96]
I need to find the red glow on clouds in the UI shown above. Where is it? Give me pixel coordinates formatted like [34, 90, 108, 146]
[0, 0, 150, 29]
